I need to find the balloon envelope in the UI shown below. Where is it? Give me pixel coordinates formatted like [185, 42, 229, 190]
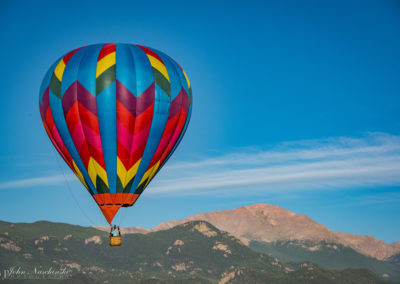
[39, 43, 192, 223]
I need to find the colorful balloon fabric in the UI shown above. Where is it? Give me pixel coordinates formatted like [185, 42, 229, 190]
[39, 44, 192, 223]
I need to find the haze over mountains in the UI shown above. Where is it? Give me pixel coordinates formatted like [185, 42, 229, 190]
[95, 204, 400, 261]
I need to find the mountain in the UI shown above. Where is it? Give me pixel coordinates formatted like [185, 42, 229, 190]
[0, 220, 386, 283]
[249, 240, 400, 281]
[388, 253, 400, 266]
[95, 204, 400, 280]
[336, 232, 400, 261]
[96, 204, 400, 260]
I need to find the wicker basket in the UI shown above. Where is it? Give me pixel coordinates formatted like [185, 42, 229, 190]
[109, 236, 121, 246]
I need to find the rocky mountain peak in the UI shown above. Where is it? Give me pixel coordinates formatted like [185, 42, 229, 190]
[95, 203, 400, 261]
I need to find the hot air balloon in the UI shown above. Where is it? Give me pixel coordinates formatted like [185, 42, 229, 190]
[39, 43, 192, 227]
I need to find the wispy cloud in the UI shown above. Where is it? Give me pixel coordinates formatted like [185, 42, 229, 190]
[1, 133, 399, 195]
[149, 132, 400, 195]
[0, 174, 75, 189]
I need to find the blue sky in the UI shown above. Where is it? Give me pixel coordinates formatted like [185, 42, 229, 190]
[1, 0, 400, 243]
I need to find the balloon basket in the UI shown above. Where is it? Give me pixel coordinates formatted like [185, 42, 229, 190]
[109, 236, 121, 246]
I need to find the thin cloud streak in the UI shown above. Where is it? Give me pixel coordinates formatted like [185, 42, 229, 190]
[167, 133, 400, 170]
[0, 133, 399, 194]
[0, 174, 75, 189]
[150, 133, 400, 195]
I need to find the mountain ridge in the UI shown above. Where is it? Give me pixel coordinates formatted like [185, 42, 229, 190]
[94, 204, 400, 261]
[0, 219, 388, 283]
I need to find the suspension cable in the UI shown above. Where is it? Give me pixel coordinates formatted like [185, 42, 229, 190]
[51, 147, 98, 226]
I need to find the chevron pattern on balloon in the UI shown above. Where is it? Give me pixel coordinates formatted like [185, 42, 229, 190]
[116, 81, 156, 192]
[96, 44, 116, 95]
[49, 47, 83, 98]
[138, 45, 171, 97]
[136, 88, 191, 194]
[176, 61, 193, 104]
[62, 81, 109, 193]
[39, 87, 90, 192]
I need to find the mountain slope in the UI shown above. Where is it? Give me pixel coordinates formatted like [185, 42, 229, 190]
[93, 204, 400, 281]
[0, 220, 386, 284]
[96, 204, 400, 261]
[389, 253, 400, 266]
[336, 232, 400, 261]
[249, 240, 400, 280]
